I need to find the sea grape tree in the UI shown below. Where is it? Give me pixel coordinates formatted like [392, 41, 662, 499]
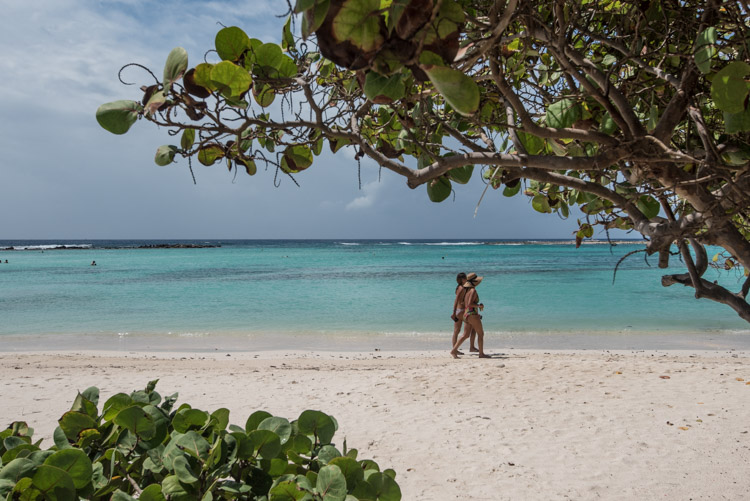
[97, 0, 750, 321]
[0, 381, 401, 500]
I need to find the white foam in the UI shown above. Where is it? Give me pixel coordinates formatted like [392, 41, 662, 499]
[5, 244, 93, 250]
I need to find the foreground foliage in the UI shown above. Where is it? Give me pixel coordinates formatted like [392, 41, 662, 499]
[0, 381, 400, 500]
[97, 1, 750, 321]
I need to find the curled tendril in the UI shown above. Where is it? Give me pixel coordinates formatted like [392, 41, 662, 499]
[118, 63, 159, 86]
[612, 248, 648, 285]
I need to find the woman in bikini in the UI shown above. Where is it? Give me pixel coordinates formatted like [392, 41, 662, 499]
[451, 273, 476, 352]
[450, 272, 487, 358]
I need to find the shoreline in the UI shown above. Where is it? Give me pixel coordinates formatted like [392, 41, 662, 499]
[2, 349, 748, 500]
[2, 329, 750, 352]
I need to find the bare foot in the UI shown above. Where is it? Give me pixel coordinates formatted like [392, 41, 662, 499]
[477, 353, 490, 358]
[450, 350, 460, 359]
[470, 347, 479, 352]
[456, 350, 464, 355]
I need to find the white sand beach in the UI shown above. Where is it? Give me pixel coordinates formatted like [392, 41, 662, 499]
[1, 349, 749, 500]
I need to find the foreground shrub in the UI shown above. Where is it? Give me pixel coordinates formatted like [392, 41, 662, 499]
[0, 380, 401, 500]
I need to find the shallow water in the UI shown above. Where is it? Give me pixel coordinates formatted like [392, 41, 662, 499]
[1, 239, 749, 350]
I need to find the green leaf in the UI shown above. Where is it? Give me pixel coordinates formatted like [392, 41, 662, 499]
[694, 27, 717, 74]
[503, 180, 522, 197]
[302, 0, 330, 38]
[0, 458, 35, 483]
[422, 65, 479, 116]
[426, 177, 452, 203]
[332, 0, 384, 52]
[297, 410, 336, 445]
[636, 195, 660, 219]
[248, 430, 281, 459]
[531, 194, 551, 213]
[724, 106, 750, 134]
[258, 417, 292, 445]
[161, 475, 193, 500]
[102, 393, 133, 422]
[447, 165, 473, 184]
[255, 43, 283, 70]
[172, 409, 209, 433]
[95, 100, 141, 135]
[210, 408, 230, 431]
[155, 145, 178, 166]
[362, 471, 401, 501]
[210, 61, 252, 98]
[112, 491, 138, 501]
[282, 16, 295, 51]
[139, 484, 166, 501]
[174, 431, 210, 461]
[31, 465, 76, 501]
[43, 449, 92, 489]
[215, 27, 251, 62]
[316, 465, 347, 501]
[180, 129, 195, 151]
[253, 84, 276, 107]
[172, 456, 199, 485]
[58, 412, 95, 441]
[163, 47, 188, 91]
[328, 457, 364, 490]
[198, 145, 225, 166]
[269, 480, 310, 500]
[52, 427, 71, 450]
[546, 98, 582, 129]
[246, 411, 272, 432]
[193, 63, 217, 92]
[114, 405, 156, 440]
[517, 131, 544, 155]
[364, 72, 405, 103]
[711, 62, 750, 113]
[282, 145, 314, 173]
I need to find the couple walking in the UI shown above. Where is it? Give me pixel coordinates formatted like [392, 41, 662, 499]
[450, 272, 488, 358]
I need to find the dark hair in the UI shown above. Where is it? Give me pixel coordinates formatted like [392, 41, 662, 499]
[456, 272, 467, 280]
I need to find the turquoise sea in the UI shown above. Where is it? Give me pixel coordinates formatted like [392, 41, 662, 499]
[2, 239, 749, 351]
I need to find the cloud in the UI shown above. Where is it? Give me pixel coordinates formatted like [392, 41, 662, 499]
[345, 180, 384, 210]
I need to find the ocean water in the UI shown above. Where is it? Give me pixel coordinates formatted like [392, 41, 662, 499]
[1, 239, 749, 351]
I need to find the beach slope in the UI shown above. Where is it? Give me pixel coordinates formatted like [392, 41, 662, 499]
[1, 350, 748, 500]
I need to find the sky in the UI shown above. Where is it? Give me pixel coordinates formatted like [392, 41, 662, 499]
[0, 0, 617, 240]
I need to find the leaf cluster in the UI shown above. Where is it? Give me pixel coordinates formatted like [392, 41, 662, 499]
[0, 381, 400, 501]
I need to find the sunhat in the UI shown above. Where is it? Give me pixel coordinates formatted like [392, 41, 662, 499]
[463, 272, 483, 287]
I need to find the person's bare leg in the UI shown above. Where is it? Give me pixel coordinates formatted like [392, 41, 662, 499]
[452, 313, 464, 354]
[469, 329, 478, 352]
[468, 316, 488, 358]
[450, 320, 472, 358]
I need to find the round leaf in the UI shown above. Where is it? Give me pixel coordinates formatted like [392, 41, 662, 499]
[210, 61, 252, 97]
[96, 100, 142, 135]
[302, 0, 330, 38]
[636, 195, 660, 219]
[246, 411, 272, 432]
[163, 47, 188, 90]
[315, 465, 347, 501]
[215, 26, 251, 62]
[58, 411, 95, 441]
[364, 72, 405, 103]
[297, 410, 336, 445]
[248, 430, 281, 459]
[155, 145, 177, 166]
[694, 28, 717, 74]
[331, 0, 384, 52]
[114, 405, 156, 440]
[447, 165, 473, 184]
[711, 62, 750, 113]
[198, 145, 225, 166]
[43, 449, 92, 489]
[426, 177, 451, 203]
[258, 417, 292, 445]
[180, 129, 195, 151]
[422, 65, 479, 116]
[281, 145, 314, 173]
[546, 98, 582, 129]
[172, 456, 199, 485]
[31, 465, 75, 501]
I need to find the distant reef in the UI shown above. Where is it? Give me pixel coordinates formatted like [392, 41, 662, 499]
[1, 243, 220, 251]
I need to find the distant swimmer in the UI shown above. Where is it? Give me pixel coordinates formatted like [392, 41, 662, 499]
[91, 261, 97, 266]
